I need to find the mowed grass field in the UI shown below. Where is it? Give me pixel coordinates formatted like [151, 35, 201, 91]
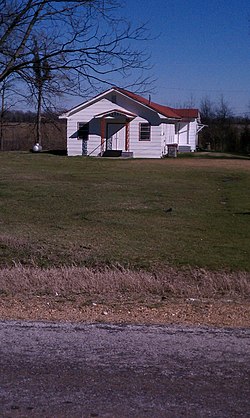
[0, 152, 249, 271]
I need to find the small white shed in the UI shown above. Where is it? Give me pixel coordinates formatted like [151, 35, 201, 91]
[59, 87, 203, 158]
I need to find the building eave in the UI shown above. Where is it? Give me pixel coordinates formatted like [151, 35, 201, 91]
[58, 88, 115, 118]
[113, 87, 182, 120]
[94, 108, 137, 119]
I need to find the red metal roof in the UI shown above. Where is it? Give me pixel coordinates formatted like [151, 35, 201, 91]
[172, 108, 199, 118]
[60, 86, 199, 120]
[113, 87, 181, 119]
[113, 87, 198, 119]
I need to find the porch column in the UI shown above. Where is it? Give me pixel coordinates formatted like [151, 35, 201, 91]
[125, 120, 130, 151]
[101, 117, 105, 154]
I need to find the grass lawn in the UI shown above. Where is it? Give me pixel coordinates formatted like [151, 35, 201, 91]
[0, 152, 249, 271]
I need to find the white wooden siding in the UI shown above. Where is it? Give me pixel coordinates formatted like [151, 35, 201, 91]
[65, 91, 199, 157]
[67, 119, 82, 156]
[109, 93, 164, 157]
[188, 120, 198, 151]
[67, 99, 132, 156]
[177, 122, 189, 146]
[129, 117, 162, 158]
[161, 124, 175, 155]
[66, 95, 164, 157]
[106, 91, 161, 124]
[173, 119, 198, 151]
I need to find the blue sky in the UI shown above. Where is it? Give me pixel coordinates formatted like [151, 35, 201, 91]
[119, 0, 250, 114]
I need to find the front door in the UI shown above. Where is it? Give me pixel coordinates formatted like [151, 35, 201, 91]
[106, 123, 124, 151]
[106, 124, 113, 150]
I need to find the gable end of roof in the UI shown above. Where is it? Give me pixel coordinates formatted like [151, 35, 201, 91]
[59, 86, 200, 120]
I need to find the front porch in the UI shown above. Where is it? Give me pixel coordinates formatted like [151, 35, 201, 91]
[102, 150, 134, 158]
[92, 109, 136, 157]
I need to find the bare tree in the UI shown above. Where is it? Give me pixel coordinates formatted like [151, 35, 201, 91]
[200, 97, 215, 120]
[31, 38, 52, 146]
[215, 95, 233, 121]
[182, 93, 196, 109]
[0, 80, 8, 150]
[199, 95, 238, 152]
[19, 32, 77, 147]
[0, 0, 152, 93]
[0, 76, 19, 150]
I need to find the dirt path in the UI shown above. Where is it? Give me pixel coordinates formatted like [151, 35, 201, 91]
[0, 295, 249, 327]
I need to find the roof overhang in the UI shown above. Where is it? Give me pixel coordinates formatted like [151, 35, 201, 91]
[159, 116, 182, 123]
[59, 87, 200, 123]
[113, 88, 181, 120]
[94, 109, 136, 119]
[59, 88, 115, 118]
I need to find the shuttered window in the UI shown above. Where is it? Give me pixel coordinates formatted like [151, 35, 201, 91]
[139, 123, 151, 141]
[78, 122, 89, 140]
[78, 122, 89, 156]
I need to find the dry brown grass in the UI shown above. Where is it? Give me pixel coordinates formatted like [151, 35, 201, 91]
[0, 266, 249, 327]
[0, 265, 249, 300]
[1, 121, 66, 151]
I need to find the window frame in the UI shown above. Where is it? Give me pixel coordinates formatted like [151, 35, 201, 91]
[139, 122, 151, 141]
[77, 122, 89, 140]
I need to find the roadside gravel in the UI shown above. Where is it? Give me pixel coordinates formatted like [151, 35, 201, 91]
[1, 321, 249, 417]
[0, 294, 249, 327]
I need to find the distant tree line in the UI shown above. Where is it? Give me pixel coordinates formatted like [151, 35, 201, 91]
[2, 109, 36, 123]
[199, 96, 250, 154]
[2, 109, 60, 123]
[0, 106, 65, 151]
[0, 112, 66, 152]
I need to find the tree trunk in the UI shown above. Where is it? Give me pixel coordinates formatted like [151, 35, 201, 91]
[0, 84, 5, 151]
[36, 84, 42, 146]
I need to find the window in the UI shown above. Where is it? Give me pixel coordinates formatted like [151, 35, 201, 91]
[78, 122, 89, 156]
[139, 123, 151, 141]
[78, 122, 89, 140]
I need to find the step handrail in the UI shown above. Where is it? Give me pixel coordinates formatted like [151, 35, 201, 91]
[88, 142, 103, 157]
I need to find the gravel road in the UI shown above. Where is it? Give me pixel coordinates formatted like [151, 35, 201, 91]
[0, 320, 249, 417]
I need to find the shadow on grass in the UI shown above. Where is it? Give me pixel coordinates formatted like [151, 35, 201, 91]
[177, 152, 250, 160]
[30, 149, 67, 156]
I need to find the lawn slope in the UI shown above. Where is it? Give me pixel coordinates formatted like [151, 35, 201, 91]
[0, 153, 249, 271]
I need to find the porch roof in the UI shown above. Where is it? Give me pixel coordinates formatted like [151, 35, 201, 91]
[94, 109, 137, 119]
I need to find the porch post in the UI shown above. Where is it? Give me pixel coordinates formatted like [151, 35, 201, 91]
[101, 117, 105, 154]
[125, 120, 130, 151]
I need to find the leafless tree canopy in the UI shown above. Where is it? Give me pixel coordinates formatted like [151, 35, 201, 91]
[0, 0, 152, 94]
